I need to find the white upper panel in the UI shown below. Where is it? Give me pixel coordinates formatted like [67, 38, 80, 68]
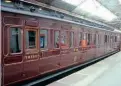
[62, 0, 85, 6]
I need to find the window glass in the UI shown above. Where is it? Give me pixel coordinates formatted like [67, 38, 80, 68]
[110, 35, 113, 43]
[105, 35, 107, 43]
[87, 33, 91, 45]
[60, 31, 69, 49]
[115, 36, 117, 42]
[109, 36, 111, 43]
[83, 33, 86, 40]
[54, 31, 59, 48]
[86, 33, 88, 42]
[79, 32, 83, 46]
[111, 36, 113, 42]
[98, 35, 100, 44]
[107, 35, 108, 43]
[26, 30, 36, 49]
[112, 36, 114, 42]
[94, 34, 96, 45]
[90, 34, 92, 44]
[80, 32, 83, 40]
[40, 29, 48, 48]
[108, 35, 110, 42]
[60, 31, 68, 45]
[10, 27, 21, 53]
[70, 32, 74, 47]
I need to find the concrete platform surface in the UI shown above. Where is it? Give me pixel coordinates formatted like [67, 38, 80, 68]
[47, 51, 121, 86]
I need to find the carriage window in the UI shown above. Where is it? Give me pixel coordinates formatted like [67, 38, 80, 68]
[107, 35, 108, 42]
[98, 35, 99, 44]
[10, 27, 21, 53]
[79, 32, 83, 46]
[70, 32, 74, 47]
[54, 31, 59, 48]
[115, 36, 117, 42]
[109, 35, 110, 42]
[112, 36, 114, 42]
[84, 33, 86, 40]
[94, 34, 96, 45]
[40, 29, 48, 48]
[104, 35, 107, 43]
[107, 35, 109, 43]
[87, 34, 91, 45]
[60, 31, 69, 45]
[80, 32, 83, 40]
[85, 33, 87, 41]
[110, 36, 113, 42]
[108, 36, 110, 43]
[26, 30, 37, 49]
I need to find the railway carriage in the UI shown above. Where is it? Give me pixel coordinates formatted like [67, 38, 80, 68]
[1, 2, 121, 86]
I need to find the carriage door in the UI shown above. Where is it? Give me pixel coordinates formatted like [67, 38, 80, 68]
[3, 26, 23, 85]
[23, 27, 40, 78]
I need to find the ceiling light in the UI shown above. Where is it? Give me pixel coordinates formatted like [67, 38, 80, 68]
[62, 0, 84, 6]
[119, 0, 121, 4]
[5, 0, 12, 3]
[114, 29, 121, 33]
[78, 0, 117, 21]
[39, 8, 42, 10]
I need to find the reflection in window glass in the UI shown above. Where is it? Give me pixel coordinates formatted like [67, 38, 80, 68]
[79, 32, 83, 46]
[108, 35, 109, 42]
[86, 33, 88, 41]
[26, 30, 36, 49]
[104, 35, 107, 43]
[115, 36, 117, 42]
[10, 27, 21, 53]
[40, 30, 48, 48]
[94, 34, 96, 45]
[113, 36, 115, 42]
[70, 32, 74, 47]
[79, 32, 83, 40]
[83, 33, 86, 40]
[110, 36, 112, 43]
[110, 36, 113, 43]
[54, 31, 59, 48]
[107, 35, 108, 43]
[109, 35, 111, 43]
[87, 34, 91, 45]
[61, 31, 68, 45]
[98, 35, 100, 44]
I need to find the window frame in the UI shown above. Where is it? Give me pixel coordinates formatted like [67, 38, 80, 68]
[8, 26, 23, 55]
[79, 31, 83, 47]
[69, 31, 74, 48]
[112, 35, 114, 43]
[40, 28, 49, 50]
[104, 34, 108, 43]
[60, 30, 70, 49]
[87, 33, 91, 45]
[54, 30, 60, 49]
[115, 36, 117, 42]
[25, 27, 38, 52]
[108, 35, 109, 43]
[94, 33, 96, 45]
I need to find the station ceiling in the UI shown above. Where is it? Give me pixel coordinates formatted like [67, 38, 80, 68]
[17, 0, 121, 30]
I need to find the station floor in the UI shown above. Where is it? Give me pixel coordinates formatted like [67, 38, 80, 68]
[47, 51, 121, 86]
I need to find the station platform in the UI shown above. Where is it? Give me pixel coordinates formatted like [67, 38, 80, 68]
[47, 51, 121, 86]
